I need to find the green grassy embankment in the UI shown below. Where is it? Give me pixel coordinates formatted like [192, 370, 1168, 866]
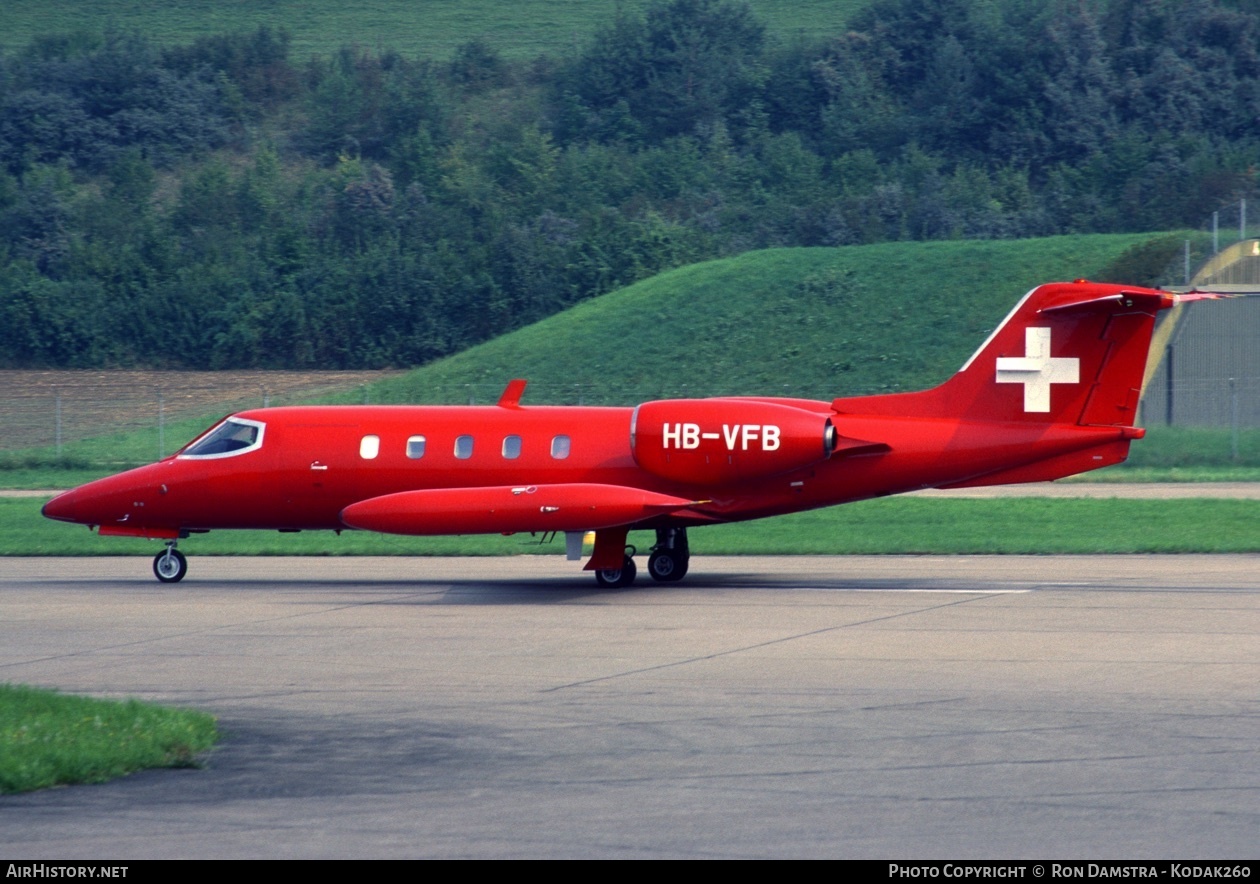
[358, 235, 1167, 406]
[0, 683, 218, 794]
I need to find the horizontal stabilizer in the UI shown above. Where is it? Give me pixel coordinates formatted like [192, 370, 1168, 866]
[340, 483, 701, 536]
[1039, 289, 1174, 315]
[1168, 288, 1250, 299]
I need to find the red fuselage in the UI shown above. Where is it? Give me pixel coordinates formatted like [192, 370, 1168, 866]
[41, 281, 1182, 585]
[43, 400, 1132, 537]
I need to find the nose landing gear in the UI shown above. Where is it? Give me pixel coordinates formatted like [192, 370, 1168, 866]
[153, 543, 188, 583]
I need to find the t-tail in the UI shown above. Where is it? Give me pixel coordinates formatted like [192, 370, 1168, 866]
[837, 280, 1182, 426]
[830, 280, 1201, 488]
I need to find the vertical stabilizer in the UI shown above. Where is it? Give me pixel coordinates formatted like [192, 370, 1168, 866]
[835, 281, 1176, 426]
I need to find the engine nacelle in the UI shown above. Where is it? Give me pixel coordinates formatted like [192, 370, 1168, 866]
[631, 399, 836, 486]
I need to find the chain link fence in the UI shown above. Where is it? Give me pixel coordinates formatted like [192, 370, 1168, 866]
[1142, 226, 1260, 430]
[0, 371, 396, 459]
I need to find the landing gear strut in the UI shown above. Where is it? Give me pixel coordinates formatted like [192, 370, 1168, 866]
[153, 543, 187, 583]
[647, 527, 689, 583]
[588, 527, 692, 588]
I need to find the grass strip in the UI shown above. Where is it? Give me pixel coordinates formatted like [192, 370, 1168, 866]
[7, 496, 1260, 556]
[696, 498, 1260, 555]
[0, 683, 218, 794]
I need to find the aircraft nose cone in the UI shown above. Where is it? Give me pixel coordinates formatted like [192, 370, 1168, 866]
[42, 489, 78, 523]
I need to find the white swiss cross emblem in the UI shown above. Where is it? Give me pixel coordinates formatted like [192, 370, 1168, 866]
[995, 327, 1080, 413]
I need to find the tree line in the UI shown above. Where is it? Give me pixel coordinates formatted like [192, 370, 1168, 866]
[1, 0, 1257, 368]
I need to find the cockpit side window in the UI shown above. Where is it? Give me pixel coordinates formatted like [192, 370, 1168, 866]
[180, 417, 266, 459]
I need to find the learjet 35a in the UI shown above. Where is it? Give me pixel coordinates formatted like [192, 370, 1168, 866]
[43, 280, 1208, 586]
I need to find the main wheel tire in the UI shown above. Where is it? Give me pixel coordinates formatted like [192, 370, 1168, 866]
[594, 555, 637, 588]
[647, 549, 688, 582]
[153, 548, 188, 583]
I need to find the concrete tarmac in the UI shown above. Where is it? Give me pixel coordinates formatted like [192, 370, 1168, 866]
[1, 555, 1257, 859]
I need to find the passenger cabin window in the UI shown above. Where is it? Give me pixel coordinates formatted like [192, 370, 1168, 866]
[551, 434, 571, 459]
[181, 417, 265, 459]
[406, 435, 426, 459]
[454, 435, 474, 459]
[502, 435, 522, 459]
[359, 435, 380, 460]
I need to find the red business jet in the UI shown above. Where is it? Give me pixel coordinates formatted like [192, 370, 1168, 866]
[42, 280, 1202, 586]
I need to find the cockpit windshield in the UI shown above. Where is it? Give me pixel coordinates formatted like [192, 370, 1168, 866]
[180, 417, 266, 458]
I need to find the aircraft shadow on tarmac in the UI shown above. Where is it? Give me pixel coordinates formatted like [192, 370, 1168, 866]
[71, 571, 1009, 603]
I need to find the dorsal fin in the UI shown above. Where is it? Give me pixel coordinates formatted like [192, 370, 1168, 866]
[497, 379, 528, 409]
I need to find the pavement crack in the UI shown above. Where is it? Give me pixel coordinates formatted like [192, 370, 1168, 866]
[543, 593, 996, 692]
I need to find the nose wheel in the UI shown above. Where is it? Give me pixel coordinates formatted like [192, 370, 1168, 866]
[153, 545, 188, 583]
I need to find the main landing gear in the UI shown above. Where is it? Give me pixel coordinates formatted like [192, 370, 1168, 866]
[153, 542, 188, 583]
[647, 526, 689, 583]
[593, 528, 690, 589]
[594, 550, 637, 589]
